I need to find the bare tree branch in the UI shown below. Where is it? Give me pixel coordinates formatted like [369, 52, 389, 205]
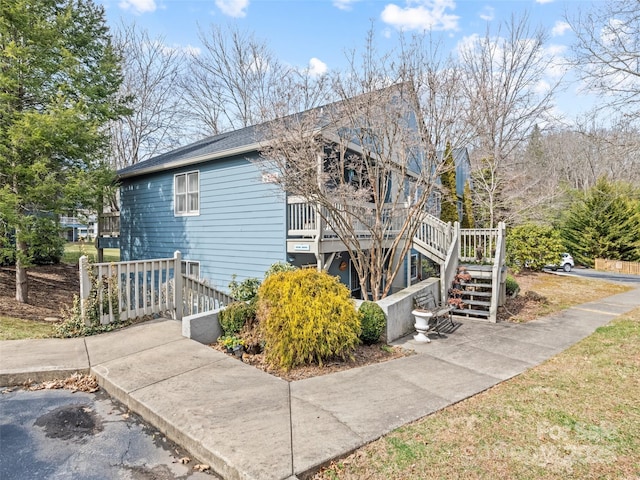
[567, 0, 640, 119]
[108, 22, 189, 169]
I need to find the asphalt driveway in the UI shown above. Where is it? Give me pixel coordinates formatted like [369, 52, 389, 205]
[0, 388, 215, 480]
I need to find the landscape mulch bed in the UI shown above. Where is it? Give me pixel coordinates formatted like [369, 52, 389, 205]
[212, 342, 414, 382]
[0, 264, 79, 322]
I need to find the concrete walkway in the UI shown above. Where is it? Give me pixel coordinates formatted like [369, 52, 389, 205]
[1, 287, 639, 480]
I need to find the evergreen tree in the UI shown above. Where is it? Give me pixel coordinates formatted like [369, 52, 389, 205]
[439, 142, 459, 224]
[0, 0, 126, 302]
[525, 124, 544, 164]
[560, 178, 640, 266]
[461, 180, 475, 228]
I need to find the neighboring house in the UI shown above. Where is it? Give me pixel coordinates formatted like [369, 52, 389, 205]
[105, 101, 472, 297]
[60, 213, 97, 242]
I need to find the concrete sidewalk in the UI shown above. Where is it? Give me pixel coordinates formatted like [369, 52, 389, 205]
[1, 287, 639, 480]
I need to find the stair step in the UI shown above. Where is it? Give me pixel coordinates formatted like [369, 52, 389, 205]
[460, 299, 491, 308]
[452, 308, 491, 318]
[459, 281, 492, 289]
[460, 264, 493, 271]
[459, 290, 492, 298]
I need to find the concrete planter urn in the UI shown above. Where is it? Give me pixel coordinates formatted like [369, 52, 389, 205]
[412, 310, 433, 343]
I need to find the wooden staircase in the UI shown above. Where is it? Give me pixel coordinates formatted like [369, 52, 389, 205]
[411, 218, 507, 323]
[450, 264, 493, 320]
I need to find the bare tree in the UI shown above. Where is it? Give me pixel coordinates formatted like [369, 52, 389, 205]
[109, 22, 189, 169]
[458, 14, 560, 227]
[260, 31, 467, 300]
[183, 25, 297, 135]
[568, 0, 640, 120]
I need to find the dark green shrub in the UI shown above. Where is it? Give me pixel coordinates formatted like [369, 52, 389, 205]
[264, 261, 297, 278]
[505, 275, 519, 297]
[25, 216, 65, 265]
[559, 178, 640, 266]
[506, 223, 563, 272]
[358, 301, 386, 345]
[228, 275, 261, 301]
[219, 301, 256, 336]
[258, 268, 361, 371]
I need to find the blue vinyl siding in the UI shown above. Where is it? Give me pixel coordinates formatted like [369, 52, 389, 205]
[120, 154, 286, 293]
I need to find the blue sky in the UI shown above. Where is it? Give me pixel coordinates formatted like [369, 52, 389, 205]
[98, 0, 598, 122]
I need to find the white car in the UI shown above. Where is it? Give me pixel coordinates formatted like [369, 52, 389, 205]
[549, 253, 574, 272]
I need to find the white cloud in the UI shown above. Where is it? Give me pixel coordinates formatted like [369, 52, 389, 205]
[533, 79, 551, 95]
[551, 20, 570, 37]
[479, 6, 494, 21]
[381, 0, 459, 32]
[308, 58, 328, 77]
[118, 0, 156, 14]
[535, 0, 554, 4]
[159, 43, 202, 57]
[215, 0, 249, 18]
[333, 0, 358, 11]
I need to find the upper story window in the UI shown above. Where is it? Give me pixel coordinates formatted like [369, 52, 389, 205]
[175, 171, 199, 216]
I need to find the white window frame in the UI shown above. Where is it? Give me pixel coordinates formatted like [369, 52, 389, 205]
[174, 171, 200, 216]
[410, 253, 419, 280]
[181, 260, 200, 279]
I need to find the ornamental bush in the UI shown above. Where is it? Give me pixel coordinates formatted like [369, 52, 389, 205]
[264, 261, 297, 278]
[258, 268, 361, 371]
[505, 275, 519, 297]
[219, 301, 256, 336]
[506, 223, 564, 272]
[358, 301, 386, 345]
[228, 275, 261, 302]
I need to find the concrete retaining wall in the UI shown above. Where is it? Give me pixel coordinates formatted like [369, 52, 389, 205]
[377, 278, 441, 343]
[181, 279, 441, 346]
[182, 310, 222, 345]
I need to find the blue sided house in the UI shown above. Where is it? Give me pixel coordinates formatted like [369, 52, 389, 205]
[107, 100, 473, 299]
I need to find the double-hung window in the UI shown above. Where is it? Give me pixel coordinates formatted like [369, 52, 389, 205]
[175, 171, 199, 216]
[410, 253, 419, 280]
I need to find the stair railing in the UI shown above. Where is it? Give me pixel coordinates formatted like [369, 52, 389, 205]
[413, 213, 452, 262]
[441, 221, 460, 303]
[488, 222, 507, 322]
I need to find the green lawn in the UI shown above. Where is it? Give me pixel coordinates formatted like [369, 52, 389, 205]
[62, 242, 119, 264]
[0, 316, 58, 340]
[314, 307, 640, 480]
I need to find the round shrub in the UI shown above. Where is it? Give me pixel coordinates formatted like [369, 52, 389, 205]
[228, 275, 261, 302]
[219, 301, 256, 336]
[265, 261, 297, 278]
[258, 268, 361, 371]
[358, 301, 386, 345]
[505, 275, 520, 297]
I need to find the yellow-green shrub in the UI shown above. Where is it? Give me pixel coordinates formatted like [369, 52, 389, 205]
[258, 268, 361, 371]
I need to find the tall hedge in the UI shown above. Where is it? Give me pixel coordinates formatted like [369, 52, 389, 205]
[559, 178, 640, 266]
[506, 223, 564, 272]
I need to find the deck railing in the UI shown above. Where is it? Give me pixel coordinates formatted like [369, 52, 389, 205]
[459, 227, 501, 263]
[79, 251, 234, 325]
[98, 212, 120, 237]
[287, 196, 415, 241]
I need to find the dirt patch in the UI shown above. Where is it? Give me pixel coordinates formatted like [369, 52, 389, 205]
[0, 264, 78, 322]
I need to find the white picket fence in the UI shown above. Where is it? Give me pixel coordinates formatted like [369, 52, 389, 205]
[79, 251, 234, 325]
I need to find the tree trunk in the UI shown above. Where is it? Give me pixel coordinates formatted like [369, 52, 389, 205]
[15, 239, 29, 303]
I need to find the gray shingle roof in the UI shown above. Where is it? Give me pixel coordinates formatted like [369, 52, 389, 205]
[117, 123, 263, 178]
